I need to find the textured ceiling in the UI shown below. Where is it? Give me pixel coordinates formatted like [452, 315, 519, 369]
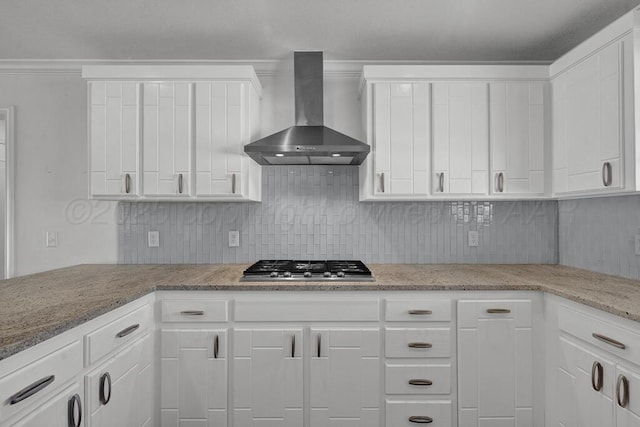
[1, 0, 640, 61]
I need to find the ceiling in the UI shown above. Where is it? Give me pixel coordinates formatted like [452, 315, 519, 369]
[1, 0, 640, 62]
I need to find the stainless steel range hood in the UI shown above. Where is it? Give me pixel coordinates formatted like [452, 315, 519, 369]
[244, 52, 370, 166]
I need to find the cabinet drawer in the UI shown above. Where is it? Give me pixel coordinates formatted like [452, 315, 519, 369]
[558, 305, 640, 362]
[84, 304, 150, 366]
[235, 299, 379, 322]
[385, 364, 451, 395]
[385, 328, 451, 358]
[0, 340, 82, 422]
[386, 400, 452, 427]
[385, 300, 451, 322]
[161, 299, 228, 322]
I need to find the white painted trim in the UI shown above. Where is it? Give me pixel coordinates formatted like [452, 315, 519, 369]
[0, 107, 15, 279]
[361, 65, 550, 81]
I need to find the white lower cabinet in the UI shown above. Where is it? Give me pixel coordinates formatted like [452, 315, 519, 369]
[11, 382, 84, 427]
[616, 365, 640, 426]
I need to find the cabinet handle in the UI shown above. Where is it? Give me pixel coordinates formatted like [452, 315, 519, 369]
[487, 308, 511, 314]
[214, 334, 219, 359]
[495, 172, 504, 193]
[592, 361, 604, 392]
[408, 342, 432, 349]
[317, 334, 322, 357]
[617, 374, 630, 408]
[438, 173, 444, 193]
[178, 173, 184, 194]
[408, 309, 433, 315]
[9, 375, 56, 405]
[408, 379, 433, 386]
[602, 162, 613, 187]
[180, 310, 204, 316]
[592, 333, 626, 350]
[67, 393, 82, 427]
[232, 173, 237, 194]
[380, 173, 385, 193]
[99, 372, 112, 405]
[408, 416, 433, 423]
[116, 323, 140, 338]
[290, 334, 295, 358]
[124, 173, 132, 194]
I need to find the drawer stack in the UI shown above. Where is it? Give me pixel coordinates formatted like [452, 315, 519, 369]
[384, 299, 454, 426]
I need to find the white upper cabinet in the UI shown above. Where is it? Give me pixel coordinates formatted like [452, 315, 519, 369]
[490, 82, 546, 195]
[432, 82, 489, 195]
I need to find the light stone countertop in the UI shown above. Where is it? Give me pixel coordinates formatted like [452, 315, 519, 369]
[1, 263, 640, 360]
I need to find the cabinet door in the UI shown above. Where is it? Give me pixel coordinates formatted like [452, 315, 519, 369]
[85, 334, 152, 427]
[458, 300, 533, 426]
[89, 81, 140, 197]
[143, 83, 192, 197]
[432, 83, 488, 195]
[160, 329, 227, 427]
[195, 82, 249, 198]
[615, 365, 640, 427]
[232, 329, 303, 426]
[490, 82, 545, 195]
[309, 328, 380, 426]
[372, 83, 429, 196]
[11, 382, 83, 427]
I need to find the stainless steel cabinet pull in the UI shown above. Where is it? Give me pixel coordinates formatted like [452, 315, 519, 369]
[317, 334, 322, 357]
[99, 372, 112, 405]
[291, 334, 296, 358]
[178, 173, 184, 194]
[495, 172, 504, 193]
[214, 335, 219, 359]
[408, 416, 433, 423]
[592, 333, 626, 349]
[408, 310, 433, 315]
[408, 342, 432, 349]
[124, 173, 131, 194]
[9, 375, 55, 405]
[380, 173, 385, 193]
[181, 310, 204, 316]
[116, 323, 140, 338]
[487, 308, 511, 314]
[408, 379, 433, 386]
[592, 361, 604, 392]
[438, 173, 444, 192]
[602, 162, 613, 187]
[67, 393, 82, 427]
[617, 374, 629, 408]
[231, 173, 237, 194]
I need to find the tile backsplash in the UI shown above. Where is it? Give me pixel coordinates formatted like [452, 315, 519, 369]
[559, 194, 640, 280]
[118, 166, 558, 264]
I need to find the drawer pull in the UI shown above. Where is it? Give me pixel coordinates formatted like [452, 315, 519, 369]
[214, 334, 219, 359]
[617, 374, 629, 408]
[317, 334, 322, 357]
[408, 310, 433, 315]
[592, 361, 604, 392]
[116, 323, 140, 338]
[181, 310, 205, 316]
[68, 393, 82, 427]
[409, 416, 433, 423]
[487, 308, 511, 314]
[99, 372, 112, 405]
[592, 333, 626, 349]
[9, 375, 56, 405]
[408, 379, 433, 386]
[291, 334, 296, 358]
[408, 342, 432, 349]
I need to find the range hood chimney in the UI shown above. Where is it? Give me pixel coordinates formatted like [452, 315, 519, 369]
[244, 52, 370, 165]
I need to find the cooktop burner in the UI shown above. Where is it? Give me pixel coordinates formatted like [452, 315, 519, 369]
[240, 260, 374, 282]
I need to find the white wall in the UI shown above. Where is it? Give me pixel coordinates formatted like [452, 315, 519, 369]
[0, 67, 363, 276]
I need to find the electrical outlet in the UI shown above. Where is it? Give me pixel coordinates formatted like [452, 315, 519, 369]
[229, 231, 240, 247]
[46, 231, 58, 248]
[148, 231, 160, 248]
[635, 234, 640, 256]
[468, 231, 479, 247]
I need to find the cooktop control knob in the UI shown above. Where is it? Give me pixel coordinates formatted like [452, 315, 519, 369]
[304, 271, 312, 278]
[323, 271, 332, 277]
[283, 271, 292, 277]
[270, 272, 278, 278]
[337, 271, 345, 278]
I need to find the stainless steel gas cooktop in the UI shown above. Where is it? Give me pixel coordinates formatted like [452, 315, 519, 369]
[240, 260, 375, 282]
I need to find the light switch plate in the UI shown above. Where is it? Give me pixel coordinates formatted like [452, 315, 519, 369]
[468, 231, 479, 247]
[635, 234, 640, 256]
[148, 231, 160, 248]
[46, 231, 58, 248]
[229, 231, 240, 247]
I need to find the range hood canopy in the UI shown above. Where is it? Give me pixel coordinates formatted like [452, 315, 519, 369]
[244, 51, 370, 166]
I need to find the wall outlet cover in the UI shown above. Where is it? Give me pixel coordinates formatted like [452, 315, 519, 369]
[635, 234, 640, 256]
[229, 231, 240, 247]
[46, 231, 58, 248]
[468, 231, 479, 247]
[148, 231, 160, 248]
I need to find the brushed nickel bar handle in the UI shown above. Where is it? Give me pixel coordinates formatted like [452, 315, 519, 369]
[617, 374, 629, 408]
[178, 173, 184, 194]
[408, 379, 433, 386]
[68, 393, 82, 427]
[408, 310, 433, 315]
[124, 173, 132, 194]
[592, 361, 603, 392]
[592, 333, 626, 349]
[487, 308, 511, 314]
[9, 375, 56, 405]
[380, 173, 385, 193]
[317, 334, 322, 357]
[231, 173, 237, 194]
[181, 310, 204, 316]
[408, 416, 433, 423]
[291, 334, 296, 358]
[116, 323, 140, 338]
[499, 172, 504, 192]
[602, 162, 612, 187]
[99, 372, 112, 405]
[408, 342, 432, 349]
[438, 172, 444, 192]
